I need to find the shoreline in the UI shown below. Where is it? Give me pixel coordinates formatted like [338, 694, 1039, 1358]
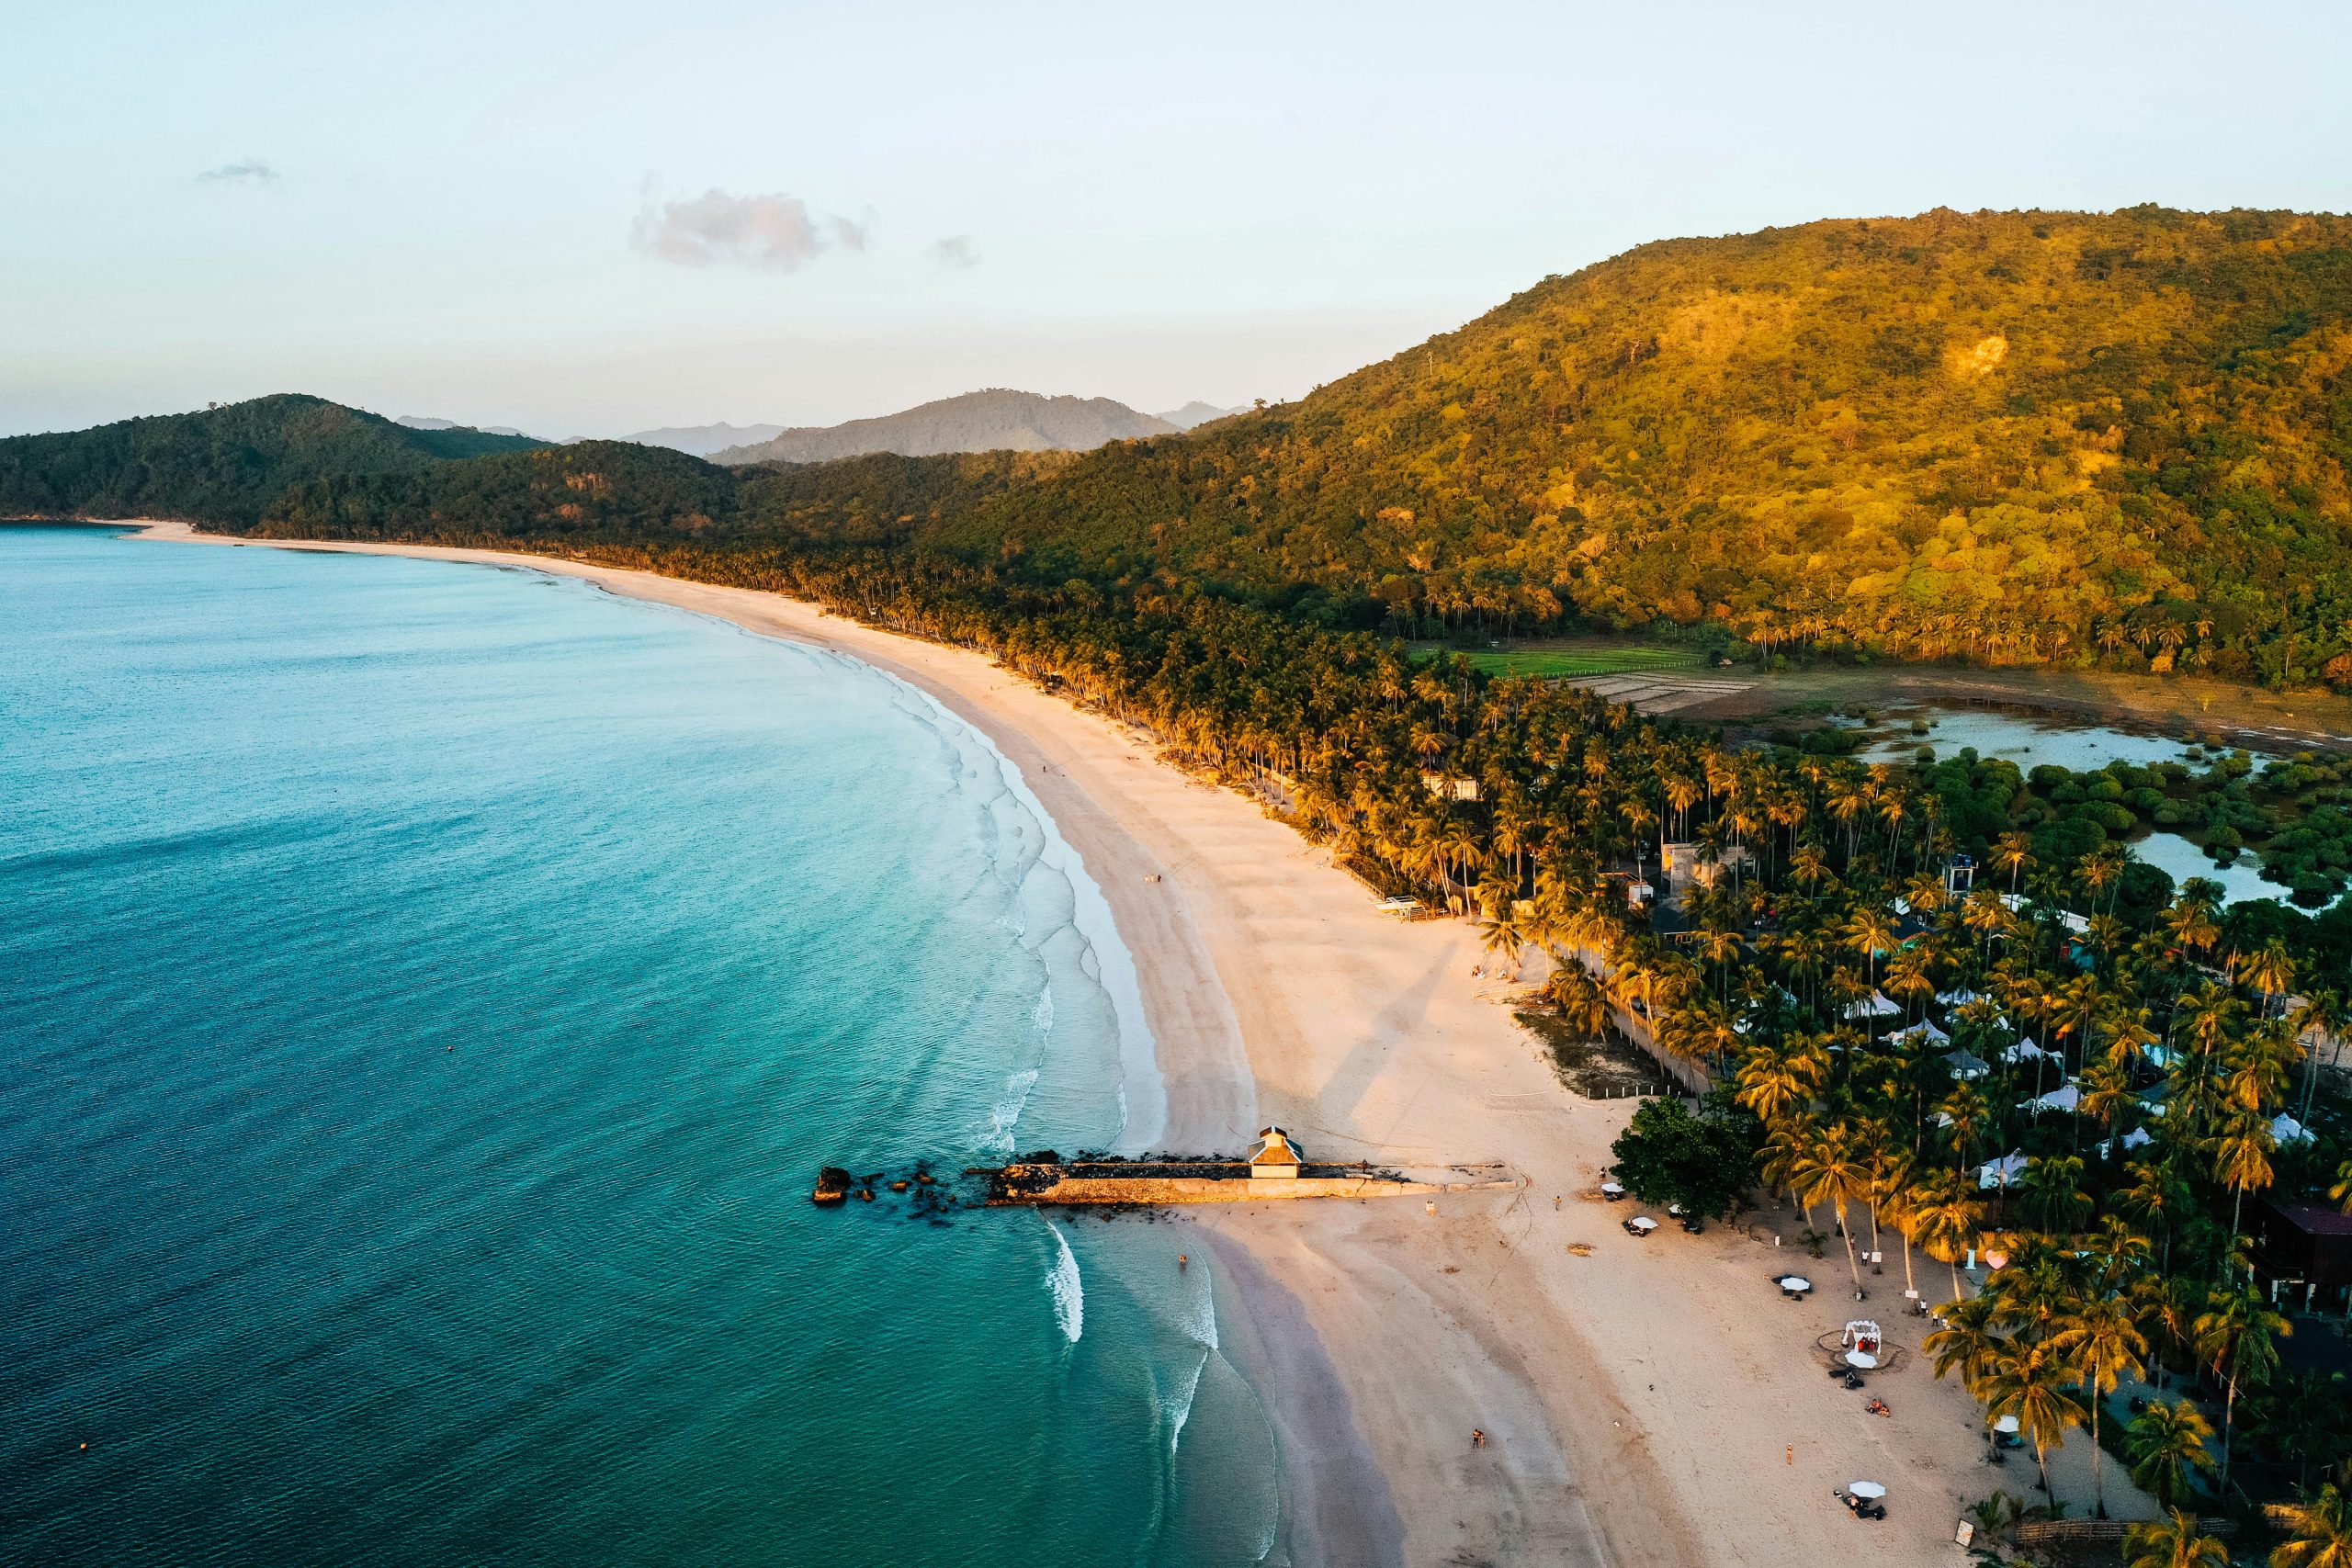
[117, 520, 2158, 1565]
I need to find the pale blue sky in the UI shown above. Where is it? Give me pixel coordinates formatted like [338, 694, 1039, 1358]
[6, 1, 2349, 438]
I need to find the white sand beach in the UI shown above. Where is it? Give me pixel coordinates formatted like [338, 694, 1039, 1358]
[134, 521, 2155, 1565]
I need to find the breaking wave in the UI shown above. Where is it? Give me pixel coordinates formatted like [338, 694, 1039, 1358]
[1044, 1219, 1083, 1345]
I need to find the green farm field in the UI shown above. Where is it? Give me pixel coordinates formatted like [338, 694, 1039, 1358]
[1417, 644, 1705, 679]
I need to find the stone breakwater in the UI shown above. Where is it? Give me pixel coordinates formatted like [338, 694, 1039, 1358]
[976, 1159, 1520, 1206]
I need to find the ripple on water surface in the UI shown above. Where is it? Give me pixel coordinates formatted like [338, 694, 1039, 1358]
[0, 526, 1272, 1567]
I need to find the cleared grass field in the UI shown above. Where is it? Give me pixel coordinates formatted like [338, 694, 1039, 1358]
[1453, 646, 1705, 678]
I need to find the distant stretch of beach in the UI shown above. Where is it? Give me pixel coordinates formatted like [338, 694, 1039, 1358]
[133, 520, 2147, 1567]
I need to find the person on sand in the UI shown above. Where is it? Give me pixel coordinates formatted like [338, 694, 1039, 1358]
[1177, 1254, 1187, 1271]
[1471, 1428, 1485, 1449]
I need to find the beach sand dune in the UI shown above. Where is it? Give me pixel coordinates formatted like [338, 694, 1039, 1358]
[133, 522, 2155, 1566]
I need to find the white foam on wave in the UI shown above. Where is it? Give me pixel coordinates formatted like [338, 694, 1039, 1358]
[1168, 1349, 1210, 1454]
[1163, 1255, 1221, 1453]
[989, 1067, 1039, 1154]
[1043, 1217, 1084, 1345]
[573, 614, 1167, 1151]
[871, 673, 1167, 1153]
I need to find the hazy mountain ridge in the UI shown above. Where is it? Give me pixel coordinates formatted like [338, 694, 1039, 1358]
[1153, 401, 1247, 430]
[620, 422, 789, 457]
[396, 415, 537, 439]
[711, 389, 1177, 465]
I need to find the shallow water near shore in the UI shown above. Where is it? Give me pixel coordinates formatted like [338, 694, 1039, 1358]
[0, 525, 1278, 1565]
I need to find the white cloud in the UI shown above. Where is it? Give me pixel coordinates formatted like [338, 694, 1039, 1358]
[197, 159, 278, 186]
[631, 188, 867, 272]
[928, 235, 978, 270]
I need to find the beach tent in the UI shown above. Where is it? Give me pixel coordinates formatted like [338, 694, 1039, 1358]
[2000, 1040, 2049, 1065]
[2272, 1113, 2317, 1145]
[1942, 1050, 1990, 1082]
[2027, 1083, 2081, 1115]
[1844, 990, 1902, 1021]
[1978, 1152, 2029, 1190]
[1247, 1126, 1306, 1179]
[1937, 988, 1984, 1007]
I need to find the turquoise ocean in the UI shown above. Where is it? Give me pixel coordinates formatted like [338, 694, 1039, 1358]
[0, 525, 1278, 1565]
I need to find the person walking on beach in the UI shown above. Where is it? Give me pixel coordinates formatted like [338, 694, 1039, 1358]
[1471, 1428, 1485, 1450]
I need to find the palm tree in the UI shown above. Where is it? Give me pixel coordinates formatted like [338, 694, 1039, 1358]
[2211, 1111, 2278, 1269]
[2121, 1159, 2194, 1275]
[2123, 1509, 2229, 1568]
[2290, 987, 2346, 1122]
[1910, 1168, 1982, 1299]
[2271, 1483, 2352, 1568]
[2052, 1294, 2148, 1517]
[2244, 938, 2298, 1020]
[2125, 1399, 2217, 1509]
[1476, 897, 1525, 978]
[2192, 1286, 2290, 1495]
[1936, 1084, 1990, 1176]
[1842, 907, 1897, 1023]
[1878, 1148, 1923, 1302]
[1991, 829, 2033, 893]
[1926, 1293, 2003, 1392]
[1787, 1121, 1873, 1294]
[1978, 1337, 2087, 1499]
[2016, 1154, 2094, 1235]
[1548, 959, 1609, 1037]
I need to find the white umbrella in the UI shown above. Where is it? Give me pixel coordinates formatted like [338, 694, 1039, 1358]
[1600, 1180, 1625, 1196]
[1849, 1481, 1886, 1500]
[1844, 1349, 1880, 1370]
[1779, 1275, 1812, 1291]
[1994, 1416, 2019, 1435]
[1627, 1215, 1658, 1232]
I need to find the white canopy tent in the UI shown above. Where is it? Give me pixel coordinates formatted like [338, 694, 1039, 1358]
[1978, 1151, 2029, 1190]
[1844, 990, 1903, 1021]
[2027, 1082, 2081, 1115]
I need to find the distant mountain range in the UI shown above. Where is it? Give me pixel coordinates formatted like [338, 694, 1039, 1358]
[707, 389, 1181, 465]
[1152, 401, 1246, 431]
[616, 421, 788, 457]
[395, 415, 537, 439]
[387, 397, 1246, 461]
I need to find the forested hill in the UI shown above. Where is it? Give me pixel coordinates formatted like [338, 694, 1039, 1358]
[941, 207, 2352, 685]
[14, 209, 2352, 685]
[0, 395, 546, 527]
[258, 442, 1069, 550]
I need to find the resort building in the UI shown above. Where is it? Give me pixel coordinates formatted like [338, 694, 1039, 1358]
[2253, 1200, 2352, 1314]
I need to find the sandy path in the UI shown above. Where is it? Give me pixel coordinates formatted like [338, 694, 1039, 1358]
[126, 522, 2154, 1565]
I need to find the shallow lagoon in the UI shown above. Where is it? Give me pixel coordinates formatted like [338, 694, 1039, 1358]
[1853, 703, 2289, 906]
